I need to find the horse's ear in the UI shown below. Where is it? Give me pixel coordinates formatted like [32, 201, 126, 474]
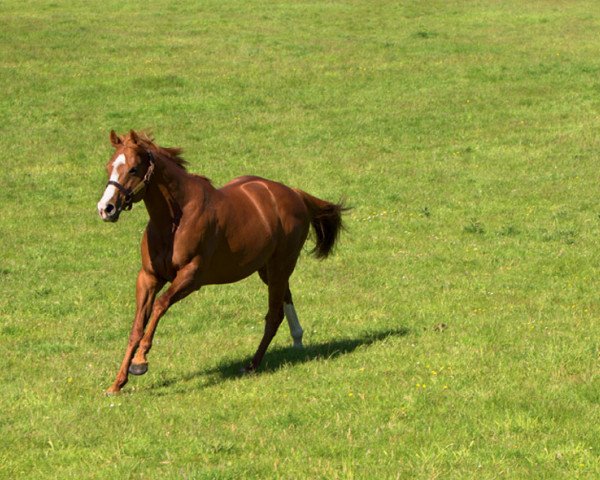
[129, 130, 139, 145]
[110, 130, 122, 147]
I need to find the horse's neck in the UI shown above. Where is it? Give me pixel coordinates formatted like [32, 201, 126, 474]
[143, 161, 190, 234]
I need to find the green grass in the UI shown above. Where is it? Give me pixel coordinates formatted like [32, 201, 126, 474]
[1, 0, 599, 478]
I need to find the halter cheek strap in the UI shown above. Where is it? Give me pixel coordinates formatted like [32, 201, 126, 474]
[107, 151, 155, 211]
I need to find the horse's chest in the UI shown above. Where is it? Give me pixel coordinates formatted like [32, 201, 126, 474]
[157, 236, 203, 278]
[146, 230, 179, 281]
[148, 243, 176, 281]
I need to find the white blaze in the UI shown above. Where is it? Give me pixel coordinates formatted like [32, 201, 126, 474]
[97, 154, 126, 212]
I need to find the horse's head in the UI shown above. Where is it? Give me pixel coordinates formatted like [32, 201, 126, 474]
[97, 130, 155, 222]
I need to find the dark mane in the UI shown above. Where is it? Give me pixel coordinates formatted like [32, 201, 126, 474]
[135, 132, 188, 171]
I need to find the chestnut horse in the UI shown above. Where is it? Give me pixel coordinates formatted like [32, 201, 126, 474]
[97, 130, 346, 394]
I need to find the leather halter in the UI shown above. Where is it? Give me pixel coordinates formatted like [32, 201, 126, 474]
[107, 151, 155, 211]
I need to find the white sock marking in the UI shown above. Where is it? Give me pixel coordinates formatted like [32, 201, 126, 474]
[284, 302, 304, 348]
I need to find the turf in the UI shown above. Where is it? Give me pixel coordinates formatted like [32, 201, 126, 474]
[0, 0, 599, 478]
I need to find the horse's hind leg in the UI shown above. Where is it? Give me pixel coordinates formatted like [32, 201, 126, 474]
[258, 268, 304, 349]
[283, 290, 303, 349]
[246, 271, 289, 371]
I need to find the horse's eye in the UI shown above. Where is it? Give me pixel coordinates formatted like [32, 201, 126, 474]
[129, 167, 138, 175]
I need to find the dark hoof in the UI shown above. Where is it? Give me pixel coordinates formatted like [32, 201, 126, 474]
[129, 363, 148, 376]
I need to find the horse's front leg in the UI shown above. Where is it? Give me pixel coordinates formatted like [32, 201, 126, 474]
[106, 269, 163, 395]
[128, 263, 200, 379]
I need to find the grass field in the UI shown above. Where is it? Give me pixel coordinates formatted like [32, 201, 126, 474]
[1, 0, 599, 478]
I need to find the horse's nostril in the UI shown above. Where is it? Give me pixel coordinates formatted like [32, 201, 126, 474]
[105, 204, 115, 214]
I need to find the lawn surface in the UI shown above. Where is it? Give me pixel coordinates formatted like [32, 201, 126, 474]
[0, 0, 599, 478]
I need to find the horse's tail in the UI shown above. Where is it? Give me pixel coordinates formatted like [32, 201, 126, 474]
[297, 190, 348, 259]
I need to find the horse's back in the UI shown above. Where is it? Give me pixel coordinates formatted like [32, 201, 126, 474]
[199, 175, 310, 283]
[219, 176, 309, 225]
[220, 175, 263, 189]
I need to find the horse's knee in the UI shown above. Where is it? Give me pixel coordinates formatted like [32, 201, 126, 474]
[128, 328, 144, 348]
[153, 297, 169, 316]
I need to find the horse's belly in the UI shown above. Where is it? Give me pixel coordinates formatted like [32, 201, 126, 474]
[201, 254, 264, 285]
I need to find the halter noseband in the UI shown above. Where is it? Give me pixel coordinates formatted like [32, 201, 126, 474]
[107, 151, 155, 211]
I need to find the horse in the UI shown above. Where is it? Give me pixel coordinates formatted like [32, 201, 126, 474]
[97, 130, 347, 395]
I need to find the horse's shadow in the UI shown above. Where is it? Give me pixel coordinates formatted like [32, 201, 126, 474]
[149, 326, 409, 393]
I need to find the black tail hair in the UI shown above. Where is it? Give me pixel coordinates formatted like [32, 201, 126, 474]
[298, 191, 349, 259]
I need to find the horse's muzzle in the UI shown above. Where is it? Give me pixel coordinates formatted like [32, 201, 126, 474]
[98, 202, 121, 222]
